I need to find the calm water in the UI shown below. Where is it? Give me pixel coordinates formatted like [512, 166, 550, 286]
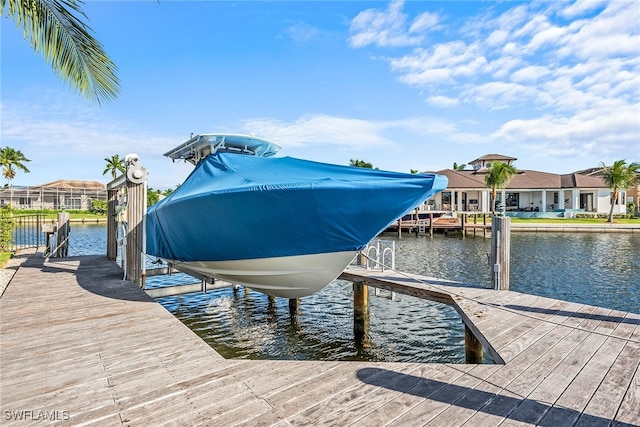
[67, 224, 639, 363]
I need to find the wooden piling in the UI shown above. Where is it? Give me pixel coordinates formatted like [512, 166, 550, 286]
[126, 179, 145, 286]
[55, 211, 70, 257]
[490, 216, 511, 290]
[289, 298, 300, 315]
[353, 281, 369, 340]
[429, 213, 434, 238]
[106, 189, 118, 261]
[464, 324, 483, 364]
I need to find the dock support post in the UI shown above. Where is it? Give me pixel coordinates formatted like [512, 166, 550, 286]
[55, 211, 70, 257]
[429, 213, 434, 238]
[483, 213, 487, 237]
[107, 189, 118, 261]
[353, 281, 369, 342]
[126, 178, 144, 286]
[465, 325, 483, 364]
[490, 216, 511, 290]
[462, 213, 466, 238]
[289, 298, 299, 315]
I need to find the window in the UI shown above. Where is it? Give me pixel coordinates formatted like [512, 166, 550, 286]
[505, 192, 519, 207]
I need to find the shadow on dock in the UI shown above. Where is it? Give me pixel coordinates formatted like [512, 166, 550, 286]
[25, 255, 154, 303]
[356, 367, 617, 426]
[504, 304, 640, 326]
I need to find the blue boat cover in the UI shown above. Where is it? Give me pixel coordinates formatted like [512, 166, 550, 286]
[146, 153, 447, 262]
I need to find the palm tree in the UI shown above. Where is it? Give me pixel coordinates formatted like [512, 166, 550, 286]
[484, 162, 517, 214]
[2, 0, 120, 104]
[0, 147, 31, 185]
[453, 162, 466, 171]
[349, 159, 373, 169]
[600, 160, 640, 223]
[103, 154, 125, 179]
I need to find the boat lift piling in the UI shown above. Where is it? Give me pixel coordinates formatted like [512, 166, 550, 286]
[106, 154, 148, 287]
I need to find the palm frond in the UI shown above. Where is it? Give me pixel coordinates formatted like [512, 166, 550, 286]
[3, 0, 120, 105]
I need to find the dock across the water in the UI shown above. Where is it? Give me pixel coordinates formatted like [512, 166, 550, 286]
[1, 254, 638, 426]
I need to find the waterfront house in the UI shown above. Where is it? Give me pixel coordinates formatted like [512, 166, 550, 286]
[424, 154, 628, 217]
[0, 180, 107, 210]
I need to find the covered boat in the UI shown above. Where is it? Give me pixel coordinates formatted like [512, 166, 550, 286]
[146, 134, 447, 298]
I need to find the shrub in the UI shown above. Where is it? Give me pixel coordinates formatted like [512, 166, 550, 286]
[0, 208, 15, 251]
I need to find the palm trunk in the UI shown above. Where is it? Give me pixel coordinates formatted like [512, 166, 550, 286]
[492, 187, 497, 214]
[608, 190, 617, 223]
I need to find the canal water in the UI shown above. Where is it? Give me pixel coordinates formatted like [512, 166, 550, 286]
[68, 224, 639, 363]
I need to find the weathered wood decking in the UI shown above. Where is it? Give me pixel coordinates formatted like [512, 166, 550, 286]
[1, 255, 638, 426]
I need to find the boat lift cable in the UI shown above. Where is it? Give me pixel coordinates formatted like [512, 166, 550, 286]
[358, 251, 640, 345]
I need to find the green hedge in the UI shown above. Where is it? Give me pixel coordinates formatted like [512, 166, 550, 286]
[0, 208, 16, 251]
[574, 213, 632, 219]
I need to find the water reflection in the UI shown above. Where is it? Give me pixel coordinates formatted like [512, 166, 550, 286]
[155, 280, 465, 363]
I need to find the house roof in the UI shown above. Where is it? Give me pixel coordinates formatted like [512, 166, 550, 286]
[32, 180, 106, 190]
[433, 169, 608, 190]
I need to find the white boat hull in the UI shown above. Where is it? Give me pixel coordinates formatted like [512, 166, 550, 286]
[168, 251, 358, 298]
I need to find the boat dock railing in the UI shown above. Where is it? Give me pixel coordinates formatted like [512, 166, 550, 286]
[356, 239, 396, 271]
[355, 239, 398, 300]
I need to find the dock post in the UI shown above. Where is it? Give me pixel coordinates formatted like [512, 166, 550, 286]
[462, 213, 466, 238]
[353, 281, 369, 342]
[55, 211, 70, 257]
[483, 213, 487, 237]
[465, 325, 483, 363]
[126, 177, 144, 286]
[429, 213, 434, 238]
[397, 219, 401, 239]
[289, 298, 299, 315]
[106, 188, 118, 261]
[490, 216, 511, 290]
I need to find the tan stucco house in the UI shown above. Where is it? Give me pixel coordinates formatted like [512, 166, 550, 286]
[0, 180, 107, 210]
[423, 154, 629, 217]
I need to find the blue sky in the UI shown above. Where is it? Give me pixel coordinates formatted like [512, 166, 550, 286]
[2, 0, 639, 190]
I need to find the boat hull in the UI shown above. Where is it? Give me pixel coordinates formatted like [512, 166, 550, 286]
[168, 250, 358, 298]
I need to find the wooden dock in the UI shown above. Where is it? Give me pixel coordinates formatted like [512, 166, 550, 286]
[1, 255, 638, 426]
[392, 212, 491, 237]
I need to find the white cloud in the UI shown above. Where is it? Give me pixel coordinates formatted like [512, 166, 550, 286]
[560, 0, 608, 19]
[348, 0, 441, 48]
[345, 0, 635, 166]
[240, 113, 484, 150]
[426, 95, 459, 108]
[510, 65, 551, 83]
[240, 115, 393, 149]
[493, 102, 640, 158]
[462, 82, 540, 110]
[284, 22, 320, 45]
[409, 11, 440, 33]
[0, 99, 188, 188]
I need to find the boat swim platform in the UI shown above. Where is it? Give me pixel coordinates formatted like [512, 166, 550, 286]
[1, 255, 638, 426]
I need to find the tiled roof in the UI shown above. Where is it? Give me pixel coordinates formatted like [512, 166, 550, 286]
[433, 169, 607, 190]
[32, 180, 106, 190]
